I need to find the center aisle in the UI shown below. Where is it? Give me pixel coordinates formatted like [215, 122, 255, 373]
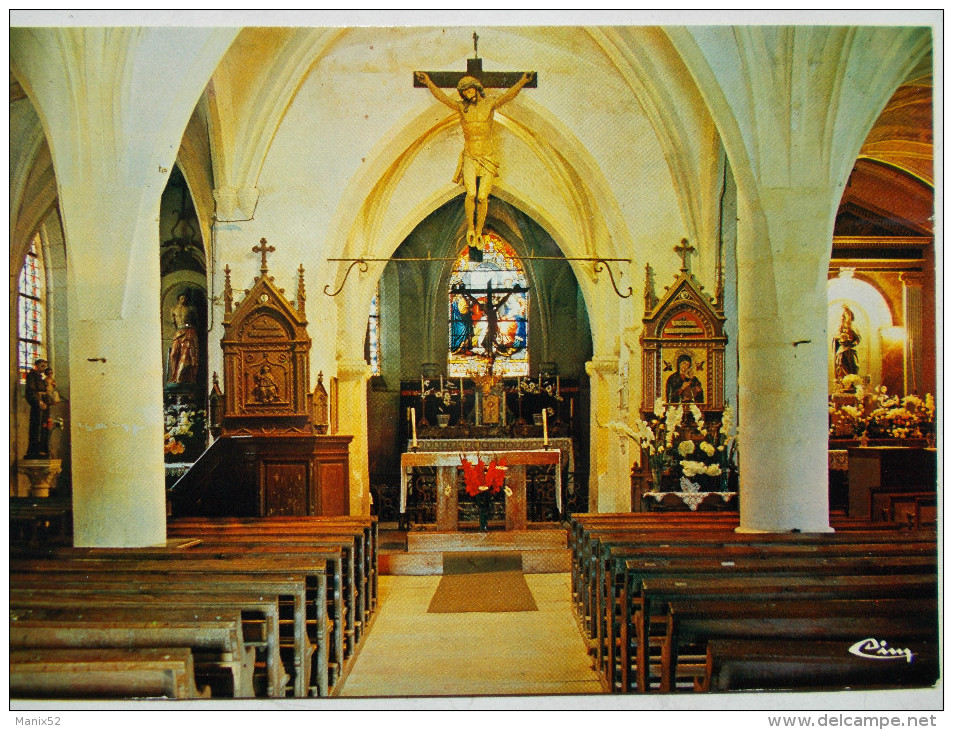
[339, 573, 605, 697]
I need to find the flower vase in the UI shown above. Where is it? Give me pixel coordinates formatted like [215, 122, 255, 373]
[477, 497, 491, 531]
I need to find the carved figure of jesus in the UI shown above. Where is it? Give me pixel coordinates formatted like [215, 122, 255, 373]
[416, 70, 535, 245]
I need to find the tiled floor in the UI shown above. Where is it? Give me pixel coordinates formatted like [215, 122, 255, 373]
[339, 573, 605, 697]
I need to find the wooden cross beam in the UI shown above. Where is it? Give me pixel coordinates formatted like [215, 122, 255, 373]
[413, 32, 537, 89]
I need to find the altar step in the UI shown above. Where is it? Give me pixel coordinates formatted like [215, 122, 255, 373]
[378, 527, 571, 575]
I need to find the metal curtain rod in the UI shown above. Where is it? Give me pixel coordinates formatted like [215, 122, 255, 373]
[323, 255, 633, 298]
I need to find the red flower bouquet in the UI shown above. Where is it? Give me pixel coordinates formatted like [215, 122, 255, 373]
[460, 455, 510, 530]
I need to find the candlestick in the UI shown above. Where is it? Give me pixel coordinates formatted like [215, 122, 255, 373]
[556, 375, 560, 395]
[411, 408, 418, 447]
[542, 409, 549, 446]
[421, 375, 425, 394]
[440, 374, 444, 391]
[570, 397, 574, 420]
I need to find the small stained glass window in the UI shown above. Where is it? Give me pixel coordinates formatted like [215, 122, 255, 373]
[17, 234, 46, 383]
[365, 284, 381, 375]
[448, 231, 529, 377]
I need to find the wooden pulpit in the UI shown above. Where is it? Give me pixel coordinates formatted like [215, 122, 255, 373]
[171, 240, 351, 517]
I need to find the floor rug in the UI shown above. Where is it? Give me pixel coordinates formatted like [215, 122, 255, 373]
[427, 570, 539, 613]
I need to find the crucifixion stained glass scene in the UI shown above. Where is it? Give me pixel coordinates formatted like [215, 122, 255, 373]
[448, 231, 528, 377]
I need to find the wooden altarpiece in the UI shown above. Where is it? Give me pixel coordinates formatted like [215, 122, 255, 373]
[631, 241, 732, 511]
[640, 241, 728, 413]
[173, 239, 351, 517]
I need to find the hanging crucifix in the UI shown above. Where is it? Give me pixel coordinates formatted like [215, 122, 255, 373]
[415, 32, 536, 247]
[451, 279, 526, 367]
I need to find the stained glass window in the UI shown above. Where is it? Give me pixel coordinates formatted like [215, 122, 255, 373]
[365, 283, 381, 375]
[448, 231, 529, 377]
[18, 234, 45, 383]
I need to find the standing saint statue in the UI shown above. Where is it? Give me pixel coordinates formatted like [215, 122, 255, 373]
[168, 292, 199, 384]
[416, 70, 535, 246]
[832, 304, 861, 382]
[24, 358, 51, 458]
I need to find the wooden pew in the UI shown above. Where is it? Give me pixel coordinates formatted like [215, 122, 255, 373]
[10, 592, 286, 698]
[632, 572, 938, 693]
[596, 538, 937, 681]
[10, 647, 211, 699]
[585, 528, 935, 676]
[35, 540, 351, 684]
[164, 530, 363, 648]
[10, 606, 255, 698]
[662, 597, 939, 692]
[705, 638, 939, 692]
[569, 515, 908, 635]
[664, 597, 938, 691]
[11, 555, 326, 698]
[168, 518, 377, 622]
[569, 514, 738, 624]
[169, 516, 379, 611]
[10, 567, 319, 699]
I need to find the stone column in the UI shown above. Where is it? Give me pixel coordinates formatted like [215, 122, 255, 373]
[336, 357, 372, 516]
[735, 189, 833, 533]
[55, 179, 168, 547]
[585, 355, 629, 513]
[68, 312, 167, 547]
[900, 272, 924, 395]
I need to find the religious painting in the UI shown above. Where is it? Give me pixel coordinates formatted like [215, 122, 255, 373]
[447, 231, 529, 378]
[662, 348, 707, 404]
[640, 255, 727, 413]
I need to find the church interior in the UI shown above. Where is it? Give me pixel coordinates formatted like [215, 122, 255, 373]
[9, 15, 939, 706]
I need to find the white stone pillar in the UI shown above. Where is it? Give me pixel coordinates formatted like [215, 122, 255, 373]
[336, 357, 372, 516]
[585, 355, 629, 513]
[735, 189, 834, 533]
[900, 272, 924, 395]
[67, 278, 167, 547]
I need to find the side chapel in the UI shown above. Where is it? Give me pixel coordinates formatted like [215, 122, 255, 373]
[9, 13, 938, 701]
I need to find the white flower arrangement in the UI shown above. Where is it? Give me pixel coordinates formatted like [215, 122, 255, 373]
[677, 440, 696, 457]
[841, 373, 865, 394]
[830, 385, 935, 440]
[680, 459, 723, 478]
[609, 400, 738, 491]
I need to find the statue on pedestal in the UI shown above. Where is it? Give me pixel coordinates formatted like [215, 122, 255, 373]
[833, 304, 861, 383]
[168, 292, 199, 384]
[24, 358, 59, 459]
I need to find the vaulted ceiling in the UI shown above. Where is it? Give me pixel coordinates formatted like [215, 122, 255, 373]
[835, 54, 933, 237]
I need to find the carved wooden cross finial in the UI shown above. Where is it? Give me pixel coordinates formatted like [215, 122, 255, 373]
[253, 237, 275, 274]
[674, 238, 695, 273]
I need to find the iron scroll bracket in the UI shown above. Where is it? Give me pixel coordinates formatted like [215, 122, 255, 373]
[323, 255, 632, 298]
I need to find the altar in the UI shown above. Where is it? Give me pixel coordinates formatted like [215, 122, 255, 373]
[400, 438, 571, 530]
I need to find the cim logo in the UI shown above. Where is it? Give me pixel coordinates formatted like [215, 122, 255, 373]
[848, 638, 915, 663]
